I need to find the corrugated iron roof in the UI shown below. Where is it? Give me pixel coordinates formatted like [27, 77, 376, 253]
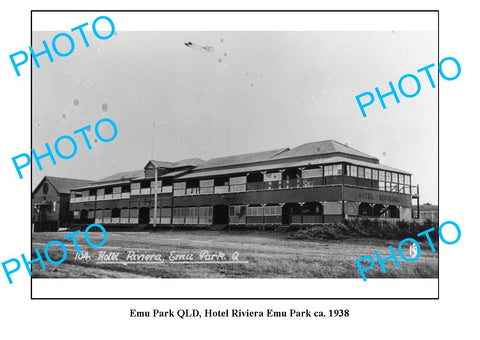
[177, 156, 409, 180]
[173, 158, 205, 167]
[159, 169, 191, 178]
[95, 169, 144, 183]
[34, 176, 94, 194]
[271, 140, 377, 161]
[147, 160, 175, 168]
[195, 148, 289, 170]
[146, 158, 205, 169]
[71, 180, 133, 191]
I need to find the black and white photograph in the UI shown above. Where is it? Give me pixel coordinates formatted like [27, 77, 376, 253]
[29, 12, 440, 296]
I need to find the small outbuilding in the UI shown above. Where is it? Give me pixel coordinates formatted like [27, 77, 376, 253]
[32, 176, 93, 231]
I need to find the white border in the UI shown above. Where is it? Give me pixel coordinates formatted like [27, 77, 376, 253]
[33, 278, 438, 299]
[32, 11, 438, 31]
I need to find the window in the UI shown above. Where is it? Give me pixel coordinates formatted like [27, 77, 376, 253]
[200, 179, 214, 187]
[372, 169, 379, 180]
[379, 181, 385, 191]
[264, 206, 282, 216]
[399, 174, 405, 184]
[214, 186, 229, 194]
[405, 175, 411, 185]
[365, 168, 371, 179]
[333, 164, 343, 176]
[139, 183, 151, 194]
[229, 177, 246, 192]
[186, 187, 200, 195]
[130, 183, 140, 195]
[162, 186, 173, 193]
[199, 206, 213, 217]
[160, 207, 171, 217]
[387, 182, 398, 192]
[82, 191, 89, 201]
[200, 187, 214, 194]
[150, 180, 162, 194]
[379, 171, 385, 181]
[247, 206, 264, 216]
[302, 168, 322, 178]
[73, 210, 80, 219]
[230, 184, 246, 192]
[386, 172, 392, 182]
[358, 167, 365, 178]
[150, 180, 162, 188]
[348, 165, 357, 177]
[229, 205, 246, 216]
[324, 165, 333, 176]
[186, 207, 198, 217]
[264, 172, 282, 181]
[174, 189, 185, 196]
[392, 172, 398, 183]
[174, 182, 186, 196]
[120, 208, 129, 219]
[173, 207, 185, 217]
[113, 186, 121, 198]
[51, 201, 56, 213]
[230, 176, 247, 185]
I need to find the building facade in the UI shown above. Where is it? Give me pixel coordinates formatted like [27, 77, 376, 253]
[32, 176, 93, 231]
[68, 140, 418, 228]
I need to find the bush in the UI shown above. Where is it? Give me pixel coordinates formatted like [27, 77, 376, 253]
[289, 219, 439, 241]
[291, 222, 353, 240]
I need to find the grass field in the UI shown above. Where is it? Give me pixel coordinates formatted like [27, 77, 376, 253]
[31, 230, 438, 279]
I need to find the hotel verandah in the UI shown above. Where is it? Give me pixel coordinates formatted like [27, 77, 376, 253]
[65, 140, 419, 229]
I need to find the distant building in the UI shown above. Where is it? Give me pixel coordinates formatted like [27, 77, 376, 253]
[67, 140, 418, 228]
[418, 203, 439, 222]
[32, 176, 93, 231]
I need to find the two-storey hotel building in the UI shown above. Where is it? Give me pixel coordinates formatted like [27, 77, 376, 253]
[68, 140, 418, 228]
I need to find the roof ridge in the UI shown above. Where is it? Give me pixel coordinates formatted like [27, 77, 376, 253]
[45, 175, 93, 181]
[207, 147, 288, 161]
[331, 140, 378, 159]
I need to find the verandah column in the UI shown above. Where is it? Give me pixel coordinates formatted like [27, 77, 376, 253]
[299, 202, 305, 224]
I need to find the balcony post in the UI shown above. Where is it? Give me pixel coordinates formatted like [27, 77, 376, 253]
[416, 184, 420, 220]
[299, 202, 305, 224]
[261, 203, 266, 225]
[153, 166, 158, 228]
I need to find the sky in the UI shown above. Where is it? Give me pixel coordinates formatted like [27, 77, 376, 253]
[32, 30, 438, 203]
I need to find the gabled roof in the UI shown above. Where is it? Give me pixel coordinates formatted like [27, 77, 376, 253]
[33, 176, 94, 195]
[95, 169, 144, 183]
[159, 169, 191, 178]
[196, 148, 289, 170]
[146, 160, 175, 169]
[177, 155, 410, 180]
[173, 158, 205, 167]
[271, 140, 377, 162]
[145, 158, 205, 170]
